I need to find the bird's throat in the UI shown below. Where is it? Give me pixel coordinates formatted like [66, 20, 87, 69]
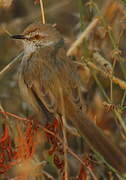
[24, 42, 37, 55]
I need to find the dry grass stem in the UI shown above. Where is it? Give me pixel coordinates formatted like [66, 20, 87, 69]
[80, 54, 126, 90]
[0, 51, 24, 81]
[1, 24, 12, 36]
[93, 52, 113, 74]
[0, 103, 10, 121]
[67, 17, 99, 56]
[0, 110, 29, 121]
[42, 170, 55, 180]
[40, 0, 45, 24]
[93, 52, 114, 102]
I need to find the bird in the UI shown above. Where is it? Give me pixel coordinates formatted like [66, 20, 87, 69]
[11, 22, 126, 174]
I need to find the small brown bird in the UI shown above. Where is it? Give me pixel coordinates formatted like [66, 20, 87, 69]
[11, 23, 126, 173]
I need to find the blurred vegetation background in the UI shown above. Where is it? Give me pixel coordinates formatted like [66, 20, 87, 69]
[1, 0, 126, 179]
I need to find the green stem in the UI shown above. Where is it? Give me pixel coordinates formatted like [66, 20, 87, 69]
[121, 90, 126, 107]
[92, 71, 126, 135]
[92, 72, 111, 102]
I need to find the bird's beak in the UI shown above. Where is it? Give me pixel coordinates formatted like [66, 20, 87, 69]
[10, 34, 26, 40]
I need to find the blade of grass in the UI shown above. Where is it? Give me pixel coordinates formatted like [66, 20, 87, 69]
[0, 51, 24, 80]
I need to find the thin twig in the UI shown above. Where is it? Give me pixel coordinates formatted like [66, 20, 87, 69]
[31, 161, 55, 180]
[1, 24, 12, 36]
[0, 110, 29, 121]
[93, 52, 112, 74]
[42, 170, 55, 180]
[121, 90, 126, 107]
[0, 103, 10, 123]
[40, 0, 45, 24]
[110, 59, 117, 102]
[81, 53, 126, 90]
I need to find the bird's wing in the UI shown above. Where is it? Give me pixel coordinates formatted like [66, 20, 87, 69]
[28, 60, 59, 115]
[23, 47, 85, 118]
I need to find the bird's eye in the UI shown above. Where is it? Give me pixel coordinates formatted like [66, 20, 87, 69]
[34, 34, 47, 40]
[28, 34, 47, 41]
[34, 34, 41, 40]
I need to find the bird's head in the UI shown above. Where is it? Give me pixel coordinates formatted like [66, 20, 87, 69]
[11, 23, 62, 53]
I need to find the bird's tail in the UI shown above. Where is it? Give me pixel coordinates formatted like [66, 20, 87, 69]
[72, 111, 126, 173]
